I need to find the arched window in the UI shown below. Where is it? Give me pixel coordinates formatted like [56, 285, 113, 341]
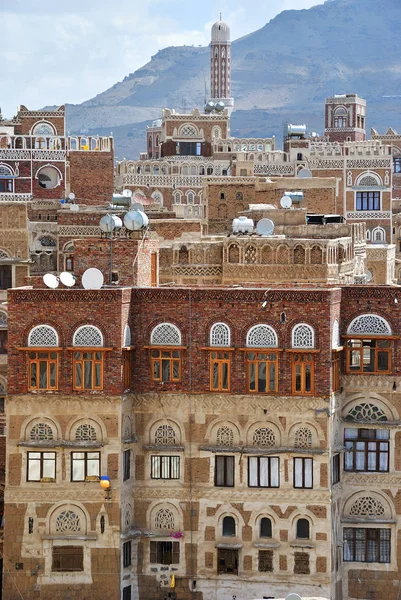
[124, 325, 131, 347]
[28, 325, 58, 347]
[151, 323, 181, 346]
[0, 312, 8, 328]
[372, 226, 385, 242]
[222, 516, 236, 536]
[346, 403, 387, 422]
[186, 191, 195, 205]
[349, 496, 385, 518]
[294, 427, 312, 448]
[154, 424, 176, 445]
[73, 325, 103, 347]
[294, 245, 305, 263]
[55, 510, 81, 533]
[332, 320, 340, 349]
[260, 517, 272, 538]
[151, 191, 163, 205]
[216, 426, 234, 447]
[210, 323, 230, 347]
[236, 192, 243, 201]
[30, 422, 54, 441]
[252, 427, 276, 447]
[36, 165, 61, 189]
[292, 324, 315, 349]
[180, 124, 197, 138]
[228, 244, 239, 263]
[244, 245, 257, 264]
[32, 122, 55, 136]
[310, 246, 322, 264]
[75, 424, 97, 441]
[296, 518, 310, 539]
[347, 314, 391, 336]
[173, 191, 182, 204]
[155, 508, 174, 529]
[178, 245, 189, 264]
[247, 325, 278, 348]
[0, 164, 14, 192]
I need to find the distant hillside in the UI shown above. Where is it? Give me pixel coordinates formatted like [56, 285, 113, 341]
[65, 0, 401, 159]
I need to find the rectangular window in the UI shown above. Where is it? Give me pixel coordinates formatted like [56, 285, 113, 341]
[210, 351, 230, 392]
[151, 455, 180, 479]
[215, 455, 235, 487]
[346, 339, 391, 374]
[332, 351, 340, 392]
[292, 353, 314, 395]
[258, 550, 273, 572]
[0, 266, 12, 290]
[28, 351, 58, 391]
[344, 428, 389, 472]
[123, 541, 132, 568]
[343, 528, 391, 563]
[218, 548, 238, 575]
[123, 450, 131, 482]
[71, 451, 100, 481]
[52, 546, 84, 572]
[332, 453, 341, 484]
[27, 452, 56, 481]
[293, 457, 313, 489]
[356, 191, 381, 211]
[73, 351, 103, 390]
[123, 350, 131, 389]
[248, 456, 279, 488]
[122, 586, 131, 600]
[151, 349, 181, 382]
[0, 330, 7, 354]
[150, 541, 180, 565]
[247, 352, 278, 393]
[294, 552, 310, 574]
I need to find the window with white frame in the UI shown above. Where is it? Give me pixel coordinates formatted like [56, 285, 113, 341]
[372, 227, 385, 242]
[246, 324, 278, 348]
[28, 325, 58, 347]
[292, 324, 315, 348]
[248, 456, 279, 487]
[210, 322, 230, 347]
[151, 323, 181, 346]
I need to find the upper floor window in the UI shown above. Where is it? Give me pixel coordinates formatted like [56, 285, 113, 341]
[296, 518, 310, 539]
[346, 314, 392, 375]
[28, 328, 59, 391]
[32, 122, 55, 136]
[151, 323, 181, 346]
[30, 422, 54, 441]
[73, 326, 104, 390]
[215, 455, 234, 487]
[260, 517, 272, 538]
[356, 191, 380, 211]
[150, 323, 182, 383]
[154, 424, 177, 445]
[344, 428, 389, 472]
[343, 528, 390, 563]
[292, 324, 315, 349]
[151, 455, 180, 479]
[293, 457, 313, 489]
[292, 353, 314, 395]
[248, 456, 279, 488]
[222, 516, 236, 537]
[71, 451, 100, 481]
[27, 451, 56, 481]
[28, 325, 59, 347]
[247, 324, 278, 348]
[210, 323, 230, 347]
[210, 351, 230, 392]
[36, 165, 61, 189]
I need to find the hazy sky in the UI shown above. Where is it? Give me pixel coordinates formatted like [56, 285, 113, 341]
[1, 0, 325, 118]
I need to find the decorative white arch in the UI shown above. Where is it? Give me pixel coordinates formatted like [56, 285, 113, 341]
[246, 324, 278, 348]
[292, 323, 315, 349]
[73, 325, 103, 347]
[150, 323, 182, 346]
[210, 322, 230, 347]
[347, 314, 391, 335]
[356, 171, 382, 187]
[28, 324, 59, 347]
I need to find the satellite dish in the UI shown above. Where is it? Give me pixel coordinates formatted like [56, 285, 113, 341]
[59, 272, 76, 287]
[366, 269, 373, 283]
[43, 273, 59, 289]
[132, 202, 145, 213]
[297, 168, 312, 178]
[285, 594, 302, 600]
[256, 218, 275, 237]
[215, 101, 225, 112]
[68, 192, 75, 201]
[280, 195, 292, 209]
[82, 268, 104, 290]
[122, 189, 132, 198]
[205, 101, 215, 113]
[124, 210, 149, 231]
[70, 204, 79, 211]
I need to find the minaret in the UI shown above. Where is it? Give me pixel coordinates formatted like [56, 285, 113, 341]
[209, 17, 234, 115]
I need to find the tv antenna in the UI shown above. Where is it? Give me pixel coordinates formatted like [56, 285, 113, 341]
[82, 268, 104, 290]
[43, 273, 59, 289]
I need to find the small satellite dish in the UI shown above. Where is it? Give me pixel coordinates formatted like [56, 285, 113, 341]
[297, 168, 312, 178]
[122, 189, 132, 198]
[70, 204, 79, 212]
[132, 202, 144, 213]
[82, 268, 104, 290]
[280, 195, 292, 209]
[256, 218, 274, 237]
[124, 210, 149, 231]
[285, 594, 302, 600]
[133, 192, 145, 202]
[59, 272, 76, 287]
[366, 269, 373, 283]
[43, 273, 59, 289]
[68, 192, 75, 201]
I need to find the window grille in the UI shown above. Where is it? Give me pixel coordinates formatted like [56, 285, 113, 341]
[246, 325, 278, 348]
[252, 427, 275, 447]
[244, 245, 257, 264]
[150, 323, 181, 346]
[33, 123, 54, 135]
[30, 423, 54, 441]
[55, 510, 81, 533]
[294, 427, 312, 448]
[216, 426, 234, 446]
[358, 175, 379, 187]
[0, 165, 13, 176]
[210, 323, 230, 347]
[151, 192, 163, 205]
[294, 552, 310, 574]
[154, 508, 174, 530]
[39, 236, 56, 247]
[28, 325, 58, 347]
[349, 496, 385, 517]
[73, 325, 103, 347]
[292, 324, 315, 349]
[154, 424, 176, 445]
[258, 549, 273, 572]
[75, 424, 97, 441]
[123, 325, 131, 347]
[347, 403, 387, 422]
[347, 314, 391, 335]
[180, 125, 197, 137]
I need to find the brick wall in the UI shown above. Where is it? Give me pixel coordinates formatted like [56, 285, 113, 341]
[68, 151, 114, 205]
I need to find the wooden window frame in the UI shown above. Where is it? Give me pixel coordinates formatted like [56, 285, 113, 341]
[248, 456, 280, 488]
[150, 348, 181, 383]
[71, 451, 100, 482]
[294, 552, 310, 575]
[28, 350, 59, 391]
[217, 548, 238, 575]
[293, 457, 313, 489]
[344, 428, 389, 472]
[210, 351, 231, 392]
[27, 451, 56, 482]
[246, 351, 278, 394]
[123, 350, 131, 389]
[345, 338, 391, 375]
[291, 353, 314, 395]
[150, 540, 180, 565]
[73, 350, 104, 390]
[215, 455, 235, 487]
[343, 528, 391, 563]
[150, 455, 180, 480]
[52, 546, 84, 572]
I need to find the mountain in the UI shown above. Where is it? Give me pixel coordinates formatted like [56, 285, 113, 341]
[66, 0, 401, 159]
